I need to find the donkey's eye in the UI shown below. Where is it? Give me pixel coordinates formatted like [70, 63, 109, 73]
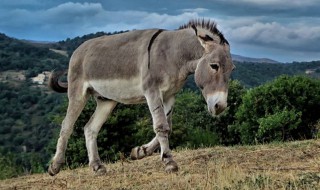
[210, 64, 219, 71]
[232, 65, 236, 71]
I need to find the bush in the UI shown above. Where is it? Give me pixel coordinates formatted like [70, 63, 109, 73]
[232, 75, 320, 144]
[257, 109, 302, 142]
[0, 152, 23, 179]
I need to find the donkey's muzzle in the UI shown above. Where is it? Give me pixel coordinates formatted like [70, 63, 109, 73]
[207, 92, 228, 116]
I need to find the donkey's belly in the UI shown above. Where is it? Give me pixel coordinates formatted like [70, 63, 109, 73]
[88, 78, 146, 104]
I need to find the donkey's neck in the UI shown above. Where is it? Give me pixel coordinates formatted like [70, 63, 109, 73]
[176, 28, 204, 77]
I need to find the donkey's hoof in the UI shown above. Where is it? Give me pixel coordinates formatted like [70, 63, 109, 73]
[165, 160, 179, 173]
[130, 146, 145, 160]
[93, 164, 107, 176]
[48, 162, 61, 176]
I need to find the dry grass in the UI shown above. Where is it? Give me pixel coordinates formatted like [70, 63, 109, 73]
[1, 140, 320, 190]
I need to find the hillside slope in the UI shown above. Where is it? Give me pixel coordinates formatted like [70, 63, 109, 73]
[1, 140, 319, 190]
[232, 54, 280, 64]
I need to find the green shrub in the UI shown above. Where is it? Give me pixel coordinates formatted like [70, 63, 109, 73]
[257, 109, 302, 142]
[232, 75, 320, 144]
[0, 152, 23, 179]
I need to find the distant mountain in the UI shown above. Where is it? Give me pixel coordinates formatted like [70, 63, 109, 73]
[232, 54, 280, 64]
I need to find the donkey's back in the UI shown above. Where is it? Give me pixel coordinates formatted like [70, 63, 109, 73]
[70, 29, 160, 80]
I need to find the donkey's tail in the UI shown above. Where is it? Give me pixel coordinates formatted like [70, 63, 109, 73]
[48, 70, 68, 93]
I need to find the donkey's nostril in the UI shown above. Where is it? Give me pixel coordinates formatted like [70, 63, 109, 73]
[214, 103, 225, 115]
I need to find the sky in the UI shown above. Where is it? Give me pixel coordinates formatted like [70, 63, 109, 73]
[1, 0, 320, 63]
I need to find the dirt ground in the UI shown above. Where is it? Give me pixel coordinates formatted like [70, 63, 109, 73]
[1, 140, 319, 190]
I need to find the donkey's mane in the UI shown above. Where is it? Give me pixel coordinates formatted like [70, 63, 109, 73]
[179, 19, 229, 45]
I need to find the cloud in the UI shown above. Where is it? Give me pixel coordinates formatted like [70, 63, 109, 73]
[209, 0, 320, 18]
[0, 2, 201, 40]
[1, 0, 39, 7]
[238, 0, 318, 7]
[179, 8, 209, 13]
[44, 2, 104, 21]
[226, 21, 320, 52]
[0, 0, 320, 62]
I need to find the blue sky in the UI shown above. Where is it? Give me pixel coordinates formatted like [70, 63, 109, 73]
[1, 0, 320, 62]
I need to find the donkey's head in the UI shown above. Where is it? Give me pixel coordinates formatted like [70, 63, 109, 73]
[191, 20, 234, 116]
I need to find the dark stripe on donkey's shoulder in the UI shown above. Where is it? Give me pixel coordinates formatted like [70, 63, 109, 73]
[148, 29, 164, 69]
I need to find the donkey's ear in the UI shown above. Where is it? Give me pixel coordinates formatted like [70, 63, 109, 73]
[197, 34, 215, 53]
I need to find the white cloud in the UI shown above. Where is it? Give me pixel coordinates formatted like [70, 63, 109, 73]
[226, 21, 320, 52]
[180, 8, 209, 13]
[88, 11, 199, 35]
[0, 2, 201, 40]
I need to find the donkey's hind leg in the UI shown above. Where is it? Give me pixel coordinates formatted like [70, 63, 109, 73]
[84, 98, 117, 175]
[48, 91, 88, 176]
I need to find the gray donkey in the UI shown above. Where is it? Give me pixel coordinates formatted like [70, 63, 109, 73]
[48, 19, 235, 176]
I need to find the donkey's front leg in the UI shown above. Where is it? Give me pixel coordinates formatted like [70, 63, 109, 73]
[145, 91, 178, 172]
[130, 96, 175, 160]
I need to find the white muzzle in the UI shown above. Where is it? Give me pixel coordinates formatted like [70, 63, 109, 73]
[206, 91, 228, 116]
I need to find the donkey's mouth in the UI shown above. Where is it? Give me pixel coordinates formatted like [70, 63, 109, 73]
[208, 103, 227, 116]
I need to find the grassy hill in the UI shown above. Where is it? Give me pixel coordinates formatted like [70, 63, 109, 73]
[0, 140, 319, 190]
[231, 61, 320, 87]
[232, 54, 280, 64]
[0, 33, 68, 74]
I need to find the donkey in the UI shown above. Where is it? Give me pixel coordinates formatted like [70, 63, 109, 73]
[48, 19, 234, 176]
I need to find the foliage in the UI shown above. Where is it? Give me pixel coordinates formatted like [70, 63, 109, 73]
[170, 80, 246, 147]
[232, 61, 320, 87]
[0, 81, 64, 177]
[0, 152, 23, 180]
[257, 109, 302, 142]
[231, 75, 320, 144]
